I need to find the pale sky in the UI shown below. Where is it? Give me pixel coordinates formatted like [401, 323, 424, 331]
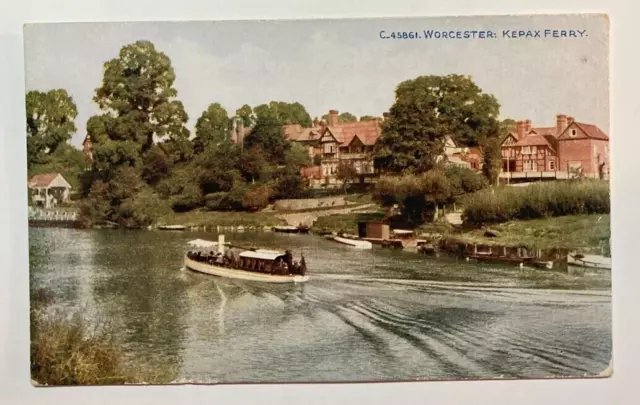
[23, 14, 609, 147]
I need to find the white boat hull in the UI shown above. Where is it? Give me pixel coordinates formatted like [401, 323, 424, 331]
[184, 256, 310, 283]
[332, 236, 373, 249]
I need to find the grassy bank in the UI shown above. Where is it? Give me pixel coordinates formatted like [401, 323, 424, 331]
[156, 209, 286, 228]
[30, 288, 177, 386]
[450, 214, 610, 254]
[311, 212, 386, 234]
[463, 180, 610, 225]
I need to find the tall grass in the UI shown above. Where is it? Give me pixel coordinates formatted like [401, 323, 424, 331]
[462, 180, 610, 225]
[30, 288, 177, 386]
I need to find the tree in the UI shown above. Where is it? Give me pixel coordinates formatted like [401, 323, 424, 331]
[336, 160, 359, 193]
[374, 74, 500, 175]
[254, 101, 312, 127]
[284, 142, 311, 169]
[26, 89, 78, 167]
[193, 103, 231, 153]
[359, 115, 382, 122]
[322, 112, 358, 124]
[89, 40, 190, 173]
[235, 104, 256, 127]
[244, 113, 290, 163]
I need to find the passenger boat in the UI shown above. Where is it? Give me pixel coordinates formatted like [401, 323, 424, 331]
[332, 235, 373, 249]
[184, 236, 309, 283]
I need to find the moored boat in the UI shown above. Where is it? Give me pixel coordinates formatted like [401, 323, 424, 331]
[159, 225, 186, 231]
[332, 235, 373, 249]
[184, 236, 309, 283]
[568, 254, 611, 270]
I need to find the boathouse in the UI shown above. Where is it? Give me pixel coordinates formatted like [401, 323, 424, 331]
[28, 173, 72, 209]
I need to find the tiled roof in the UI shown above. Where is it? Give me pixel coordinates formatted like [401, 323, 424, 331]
[574, 123, 609, 140]
[530, 127, 558, 137]
[514, 134, 555, 151]
[285, 119, 382, 146]
[29, 173, 59, 188]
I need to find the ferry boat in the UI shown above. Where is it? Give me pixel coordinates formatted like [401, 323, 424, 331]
[183, 236, 309, 283]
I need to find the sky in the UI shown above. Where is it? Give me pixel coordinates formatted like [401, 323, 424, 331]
[23, 14, 609, 147]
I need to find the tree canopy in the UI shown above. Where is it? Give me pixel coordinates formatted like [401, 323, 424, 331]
[253, 101, 312, 127]
[235, 104, 256, 127]
[374, 74, 501, 175]
[26, 89, 78, 167]
[322, 112, 358, 124]
[193, 103, 231, 152]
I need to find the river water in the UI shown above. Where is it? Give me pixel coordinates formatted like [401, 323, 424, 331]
[29, 228, 611, 383]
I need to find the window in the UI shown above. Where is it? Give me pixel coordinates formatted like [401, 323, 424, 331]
[522, 146, 531, 155]
[549, 160, 556, 171]
[570, 129, 577, 137]
[523, 160, 538, 171]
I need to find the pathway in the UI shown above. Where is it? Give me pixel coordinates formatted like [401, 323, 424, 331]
[277, 204, 378, 227]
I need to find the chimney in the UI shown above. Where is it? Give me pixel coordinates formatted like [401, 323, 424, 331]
[524, 119, 532, 133]
[557, 114, 568, 135]
[329, 110, 339, 127]
[313, 117, 319, 127]
[567, 116, 575, 125]
[516, 120, 525, 139]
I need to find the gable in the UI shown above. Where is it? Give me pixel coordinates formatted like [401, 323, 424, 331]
[320, 128, 339, 144]
[501, 134, 518, 146]
[49, 174, 72, 189]
[557, 123, 589, 140]
[348, 135, 365, 147]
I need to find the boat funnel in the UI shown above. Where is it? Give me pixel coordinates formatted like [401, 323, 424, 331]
[218, 234, 225, 254]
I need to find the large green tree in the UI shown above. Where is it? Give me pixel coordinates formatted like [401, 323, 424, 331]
[193, 103, 231, 152]
[26, 89, 78, 167]
[254, 101, 312, 127]
[235, 104, 256, 127]
[83, 40, 190, 227]
[374, 74, 501, 175]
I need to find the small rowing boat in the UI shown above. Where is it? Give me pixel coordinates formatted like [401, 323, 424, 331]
[332, 235, 373, 249]
[159, 225, 186, 231]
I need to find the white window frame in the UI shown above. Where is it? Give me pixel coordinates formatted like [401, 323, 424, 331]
[523, 160, 538, 172]
[522, 146, 531, 155]
[549, 160, 556, 171]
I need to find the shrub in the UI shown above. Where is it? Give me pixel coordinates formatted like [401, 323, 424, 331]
[170, 184, 202, 212]
[242, 186, 272, 211]
[462, 180, 610, 225]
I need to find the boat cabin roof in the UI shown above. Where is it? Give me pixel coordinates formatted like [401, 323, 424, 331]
[187, 239, 219, 249]
[239, 249, 286, 261]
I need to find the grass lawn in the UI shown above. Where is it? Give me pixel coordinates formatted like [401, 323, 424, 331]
[156, 209, 286, 228]
[453, 214, 610, 254]
[344, 193, 375, 205]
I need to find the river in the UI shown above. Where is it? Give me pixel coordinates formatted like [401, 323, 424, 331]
[29, 227, 612, 383]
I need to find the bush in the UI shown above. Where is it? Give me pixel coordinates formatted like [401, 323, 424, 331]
[170, 184, 202, 212]
[30, 291, 176, 386]
[462, 180, 610, 225]
[242, 186, 272, 211]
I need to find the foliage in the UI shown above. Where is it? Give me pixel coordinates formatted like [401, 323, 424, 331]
[374, 74, 500, 174]
[119, 187, 171, 227]
[481, 135, 502, 185]
[359, 115, 382, 122]
[26, 89, 78, 168]
[27, 143, 89, 190]
[30, 289, 176, 385]
[235, 104, 256, 127]
[242, 186, 273, 211]
[253, 101, 312, 127]
[170, 183, 202, 212]
[244, 112, 290, 163]
[193, 102, 231, 153]
[284, 142, 311, 169]
[462, 180, 610, 225]
[336, 160, 359, 193]
[313, 154, 322, 166]
[274, 173, 310, 199]
[141, 145, 171, 186]
[322, 112, 358, 123]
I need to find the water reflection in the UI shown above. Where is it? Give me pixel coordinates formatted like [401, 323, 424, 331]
[29, 228, 611, 383]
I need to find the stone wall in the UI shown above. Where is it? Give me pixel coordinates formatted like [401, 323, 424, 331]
[273, 196, 347, 211]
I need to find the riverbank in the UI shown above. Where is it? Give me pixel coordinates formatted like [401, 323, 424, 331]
[155, 210, 286, 229]
[314, 213, 610, 255]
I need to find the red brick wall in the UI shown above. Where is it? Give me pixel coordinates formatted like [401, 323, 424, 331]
[558, 138, 609, 174]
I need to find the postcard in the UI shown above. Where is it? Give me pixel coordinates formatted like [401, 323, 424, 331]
[25, 14, 611, 386]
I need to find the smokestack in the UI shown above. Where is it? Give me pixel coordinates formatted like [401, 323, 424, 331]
[329, 110, 339, 127]
[516, 120, 525, 139]
[524, 119, 532, 133]
[556, 114, 568, 135]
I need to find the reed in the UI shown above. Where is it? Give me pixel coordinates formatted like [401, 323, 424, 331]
[462, 180, 610, 225]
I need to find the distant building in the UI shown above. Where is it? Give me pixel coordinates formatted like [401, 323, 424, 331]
[82, 135, 93, 161]
[28, 173, 72, 209]
[500, 114, 609, 181]
[441, 135, 483, 171]
[284, 110, 383, 188]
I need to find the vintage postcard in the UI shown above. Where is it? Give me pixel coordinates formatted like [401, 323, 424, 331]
[25, 14, 611, 385]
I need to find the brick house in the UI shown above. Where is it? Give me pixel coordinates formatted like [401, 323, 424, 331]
[441, 135, 484, 171]
[284, 110, 382, 188]
[500, 114, 609, 181]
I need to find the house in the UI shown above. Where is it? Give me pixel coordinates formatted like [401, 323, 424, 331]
[441, 135, 483, 171]
[284, 110, 382, 188]
[500, 114, 609, 181]
[28, 173, 72, 209]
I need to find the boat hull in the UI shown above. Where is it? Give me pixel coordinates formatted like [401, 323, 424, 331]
[332, 236, 373, 249]
[184, 256, 309, 283]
